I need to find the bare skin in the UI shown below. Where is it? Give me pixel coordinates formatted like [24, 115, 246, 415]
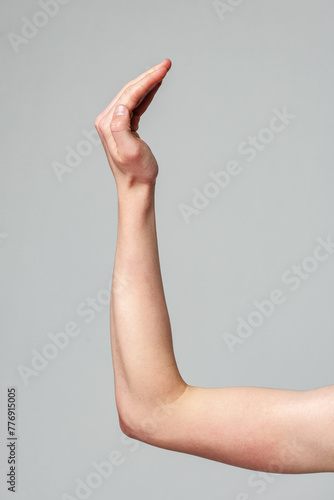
[94, 59, 334, 474]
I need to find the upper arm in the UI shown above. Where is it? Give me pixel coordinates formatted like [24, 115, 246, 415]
[133, 384, 334, 473]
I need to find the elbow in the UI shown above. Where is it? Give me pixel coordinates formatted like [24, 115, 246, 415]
[116, 395, 141, 440]
[117, 383, 189, 444]
[117, 402, 167, 443]
[116, 396, 155, 442]
[119, 413, 137, 439]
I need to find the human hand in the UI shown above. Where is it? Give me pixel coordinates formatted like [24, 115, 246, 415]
[95, 59, 172, 188]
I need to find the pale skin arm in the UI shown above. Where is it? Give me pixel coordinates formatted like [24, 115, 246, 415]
[94, 59, 334, 474]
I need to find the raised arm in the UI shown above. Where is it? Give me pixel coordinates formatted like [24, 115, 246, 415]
[94, 59, 334, 474]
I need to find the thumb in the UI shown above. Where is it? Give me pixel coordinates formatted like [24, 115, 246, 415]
[111, 104, 136, 155]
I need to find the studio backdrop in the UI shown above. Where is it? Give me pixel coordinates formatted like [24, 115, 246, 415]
[1, 1, 334, 499]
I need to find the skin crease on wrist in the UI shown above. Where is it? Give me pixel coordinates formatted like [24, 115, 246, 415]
[94, 59, 334, 475]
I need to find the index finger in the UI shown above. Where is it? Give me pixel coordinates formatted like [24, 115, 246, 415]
[115, 65, 168, 114]
[96, 59, 171, 124]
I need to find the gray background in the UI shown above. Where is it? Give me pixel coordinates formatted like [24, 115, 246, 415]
[1, 0, 334, 498]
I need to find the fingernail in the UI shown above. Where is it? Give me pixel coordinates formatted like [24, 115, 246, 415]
[115, 105, 127, 115]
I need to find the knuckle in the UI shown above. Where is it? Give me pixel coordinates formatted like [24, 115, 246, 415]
[94, 118, 100, 131]
[94, 113, 103, 130]
[123, 86, 132, 97]
[99, 118, 110, 134]
[123, 86, 139, 104]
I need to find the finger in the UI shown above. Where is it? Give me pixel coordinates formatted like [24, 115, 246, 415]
[95, 60, 171, 164]
[96, 79, 163, 163]
[110, 104, 138, 161]
[95, 59, 171, 125]
[108, 65, 167, 124]
[134, 80, 162, 109]
[131, 80, 162, 132]
[100, 64, 168, 153]
[134, 79, 163, 112]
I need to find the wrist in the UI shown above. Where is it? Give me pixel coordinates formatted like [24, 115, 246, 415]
[116, 180, 156, 216]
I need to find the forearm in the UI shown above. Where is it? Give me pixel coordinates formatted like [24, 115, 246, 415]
[110, 181, 187, 431]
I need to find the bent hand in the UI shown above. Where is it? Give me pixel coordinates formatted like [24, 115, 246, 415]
[95, 59, 172, 188]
